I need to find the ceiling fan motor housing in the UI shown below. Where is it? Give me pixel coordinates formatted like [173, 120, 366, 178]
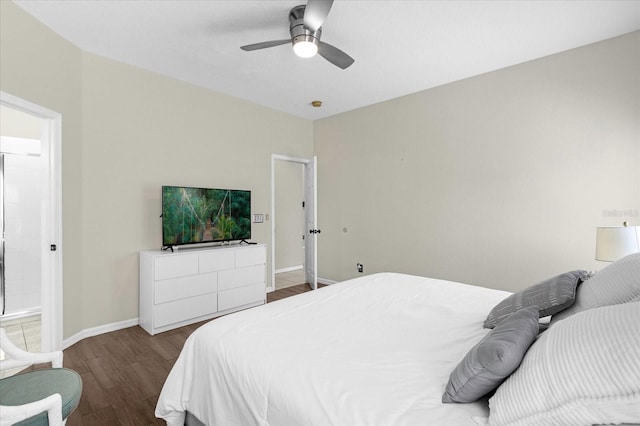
[289, 5, 321, 49]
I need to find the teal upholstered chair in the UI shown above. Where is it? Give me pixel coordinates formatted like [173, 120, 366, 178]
[0, 327, 82, 425]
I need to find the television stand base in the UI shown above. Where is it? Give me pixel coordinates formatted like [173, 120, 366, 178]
[240, 239, 257, 245]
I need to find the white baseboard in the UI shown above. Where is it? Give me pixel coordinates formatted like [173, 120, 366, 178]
[267, 276, 337, 293]
[63, 317, 139, 349]
[275, 265, 303, 274]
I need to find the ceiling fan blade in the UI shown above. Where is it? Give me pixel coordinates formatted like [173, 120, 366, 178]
[241, 39, 290, 51]
[318, 41, 354, 69]
[303, 0, 334, 32]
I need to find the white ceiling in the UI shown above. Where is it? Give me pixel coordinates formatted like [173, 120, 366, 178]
[13, 0, 640, 120]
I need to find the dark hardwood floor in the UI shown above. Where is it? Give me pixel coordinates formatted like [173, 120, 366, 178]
[55, 283, 317, 426]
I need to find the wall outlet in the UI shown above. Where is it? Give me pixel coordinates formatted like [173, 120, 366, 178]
[253, 214, 264, 223]
[357, 263, 363, 273]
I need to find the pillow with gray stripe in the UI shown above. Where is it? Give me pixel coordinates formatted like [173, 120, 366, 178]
[489, 301, 640, 426]
[551, 252, 640, 324]
[484, 270, 589, 329]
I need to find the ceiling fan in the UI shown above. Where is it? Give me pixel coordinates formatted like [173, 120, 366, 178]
[240, 0, 354, 70]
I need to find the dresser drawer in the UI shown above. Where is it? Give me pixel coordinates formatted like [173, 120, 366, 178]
[154, 254, 198, 280]
[218, 282, 264, 312]
[154, 272, 217, 304]
[235, 245, 266, 267]
[198, 249, 235, 273]
[218, 265, 265, 291]
[154, 292, 218, 328]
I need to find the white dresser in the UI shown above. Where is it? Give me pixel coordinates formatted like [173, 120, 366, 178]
[139, 244, 266, 335]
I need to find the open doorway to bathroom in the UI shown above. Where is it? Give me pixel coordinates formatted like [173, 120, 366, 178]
[0, 107, 45, 364]
[0, 92, 63, 354]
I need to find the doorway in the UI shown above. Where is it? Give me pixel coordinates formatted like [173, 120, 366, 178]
[0, 93, 63, 352]
[0, 133, 44, 359]
[271, 155, 317, 292]
[273, 160, 305, 290]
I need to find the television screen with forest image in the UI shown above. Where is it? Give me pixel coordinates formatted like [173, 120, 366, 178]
[162, 186, 251, 247]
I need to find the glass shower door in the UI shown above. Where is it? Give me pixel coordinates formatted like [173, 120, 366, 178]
[0, 140, 43, 318]
[0, 153, 4, 315]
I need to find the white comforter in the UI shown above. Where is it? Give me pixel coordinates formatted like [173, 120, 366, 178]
[156, 272, 511, 426]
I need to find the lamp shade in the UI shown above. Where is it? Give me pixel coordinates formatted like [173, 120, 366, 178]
[595, 226, 640, 261]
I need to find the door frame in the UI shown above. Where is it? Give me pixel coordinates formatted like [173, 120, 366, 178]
[0, 92, 63, 351]
[270, 154, 317, 292]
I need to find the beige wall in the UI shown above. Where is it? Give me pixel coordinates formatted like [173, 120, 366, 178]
[1, 1, 313, 338]
[79, 54, 312, 329]
[315, 32, 640, 291]
[0, 106, 42, 139]
[1, 1, 85, 339]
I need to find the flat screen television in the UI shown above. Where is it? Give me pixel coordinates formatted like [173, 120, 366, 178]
[162, 186, 251, 247]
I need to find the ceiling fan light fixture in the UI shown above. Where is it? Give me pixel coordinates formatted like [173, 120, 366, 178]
[240, 1, 354, 69]
[292, 36, 318, 58]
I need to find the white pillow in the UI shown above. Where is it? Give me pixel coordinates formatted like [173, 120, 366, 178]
[488, 301, 640, 426]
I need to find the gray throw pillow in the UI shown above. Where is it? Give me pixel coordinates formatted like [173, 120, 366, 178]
[483, 270, 589, 329]
[551, 252, 640, 324]
[442, 307, 539, 404]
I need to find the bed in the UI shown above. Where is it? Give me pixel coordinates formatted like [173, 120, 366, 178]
[156, 254, 640, 426]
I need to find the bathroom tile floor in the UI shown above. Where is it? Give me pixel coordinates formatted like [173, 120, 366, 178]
[275, 269, 306, 290]
[0, 314, 41, 378]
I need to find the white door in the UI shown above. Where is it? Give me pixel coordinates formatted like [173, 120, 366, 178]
[304, 156, 317, 290]
[271, 155, 318, 292]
